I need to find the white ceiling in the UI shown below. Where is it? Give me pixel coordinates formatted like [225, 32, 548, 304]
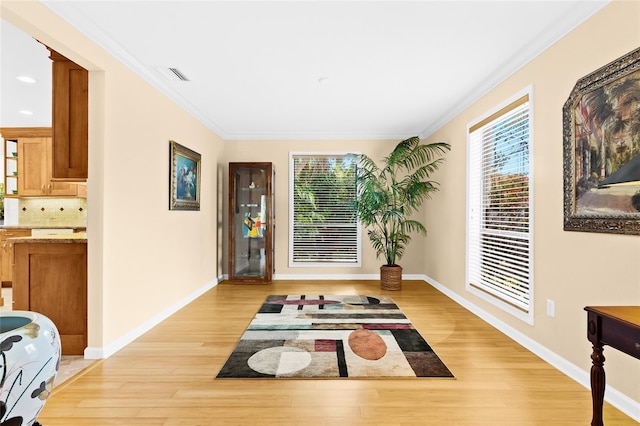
[2, 1, 609, 140]
[1, 19, 53, 128]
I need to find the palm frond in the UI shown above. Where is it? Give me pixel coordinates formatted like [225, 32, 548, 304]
[348, 136, 450, 265]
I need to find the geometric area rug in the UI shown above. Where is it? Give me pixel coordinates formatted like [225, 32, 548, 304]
[216, 295, 454, 379]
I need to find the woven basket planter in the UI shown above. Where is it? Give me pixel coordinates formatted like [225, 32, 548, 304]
[380, 265, 402, 290]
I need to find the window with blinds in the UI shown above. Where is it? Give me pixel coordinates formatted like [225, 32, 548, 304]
[289, 153, 360, 266]
[467, 91, 534, 322]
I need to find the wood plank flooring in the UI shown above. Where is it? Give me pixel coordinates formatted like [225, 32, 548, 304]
[38, 280, 636, 425]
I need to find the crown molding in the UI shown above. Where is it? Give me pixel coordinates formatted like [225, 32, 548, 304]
[420, 0, 609, 139]
[41, 1, 230, 138]
[43, 1, 610, 142]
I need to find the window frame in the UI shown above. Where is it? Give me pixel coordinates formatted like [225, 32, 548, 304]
[288, 151, 361, 268]
[465, 87, 535, 324]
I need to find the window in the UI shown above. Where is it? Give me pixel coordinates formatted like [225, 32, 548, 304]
[466, 89, 534, 323]
[289, 152, 360, 266]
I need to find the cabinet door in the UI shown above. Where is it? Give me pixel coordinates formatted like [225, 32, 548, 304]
[0, 231, 9, 283]
[52, 57, 88, 180]
[228, 163, 274, 283]
[1, 128, 50, 197]
[13, 242, 87, 355]
[16, 136, 77, 196]
[18, 137, 49, 196]
[46, 139, 78, 196]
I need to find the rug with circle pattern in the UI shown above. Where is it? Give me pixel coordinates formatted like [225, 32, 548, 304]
[216, 295, 453, 379]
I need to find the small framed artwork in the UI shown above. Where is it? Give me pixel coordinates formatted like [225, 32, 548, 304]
[169, 140, 201, 210]
[562, 47, 640, 235]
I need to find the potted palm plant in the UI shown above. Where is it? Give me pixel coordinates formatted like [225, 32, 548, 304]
[349, 136, 451, 290]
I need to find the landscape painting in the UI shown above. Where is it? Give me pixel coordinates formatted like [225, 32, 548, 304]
[563, 47, 640, 235]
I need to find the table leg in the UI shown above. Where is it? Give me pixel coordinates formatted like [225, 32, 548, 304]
[590, 343, 606, 426]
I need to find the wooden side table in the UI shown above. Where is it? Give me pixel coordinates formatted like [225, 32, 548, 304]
[584, 306, 640, 426]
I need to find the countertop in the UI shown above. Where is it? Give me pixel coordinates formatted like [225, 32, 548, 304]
[8, 232, 87, 244]
[0, 225, 86, 230]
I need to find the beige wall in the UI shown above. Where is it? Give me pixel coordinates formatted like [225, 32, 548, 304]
[223, 139, 431, 277]
[423, 0, 640, 404]
[2, 2, 225, 352]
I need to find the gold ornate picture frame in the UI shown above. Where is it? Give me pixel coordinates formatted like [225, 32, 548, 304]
[563, 47, 640, 235]
[169, 140, 201, 211]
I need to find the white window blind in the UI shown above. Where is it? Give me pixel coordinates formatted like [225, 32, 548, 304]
[467, 94, 533, 316]
[290, 153, 359, 266]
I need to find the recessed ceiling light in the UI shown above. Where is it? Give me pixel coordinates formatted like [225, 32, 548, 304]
[19, 110, 33, 115]
[16, 75, 37, 84]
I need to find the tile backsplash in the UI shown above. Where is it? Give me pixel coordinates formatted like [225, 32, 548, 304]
[18, 198, 87, 227]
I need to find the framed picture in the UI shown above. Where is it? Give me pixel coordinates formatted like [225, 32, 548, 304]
[563, 47, 640, 235]
[169, 140, 201, 210]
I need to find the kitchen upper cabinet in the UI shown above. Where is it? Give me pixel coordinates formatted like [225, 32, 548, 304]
[48, 47, 88, 181]
[1, 127, 77, 197]
[3, 135, 18, 197]
[19, 135, 77, 196]
[19, 136, 50, 196]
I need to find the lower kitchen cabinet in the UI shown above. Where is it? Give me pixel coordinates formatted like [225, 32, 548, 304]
[0, 229, 32, 286]
[12, 239, 87, 355]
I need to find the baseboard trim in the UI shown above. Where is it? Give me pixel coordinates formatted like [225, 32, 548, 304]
[272, 273, 425, 280]
[84, 278, 221, 360]
[83, 347, 103, 360]
[82, 273, 639, 422]
[422, 274, 640, 423]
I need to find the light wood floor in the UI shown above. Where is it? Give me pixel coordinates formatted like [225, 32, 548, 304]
[39, 280, 636, 425]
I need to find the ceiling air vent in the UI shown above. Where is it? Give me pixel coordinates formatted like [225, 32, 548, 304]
[157, 67, 190, 82]
[168, 67, 189, 81]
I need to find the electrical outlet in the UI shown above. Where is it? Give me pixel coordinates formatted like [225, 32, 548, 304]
[546, 299, 555, 317]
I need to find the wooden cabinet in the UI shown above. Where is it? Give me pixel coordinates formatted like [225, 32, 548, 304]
[3, 137, 18, 197]
[0, 228, 31, 285]
[17, 136, 48, 196]
[1, 127, 51, 198]
[19, 135, 77, 196]
[13, 240, 87, 355]
[228, 162, 274, 283]
[0, 127, 77, 197]
[48, 48, 88, 181]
